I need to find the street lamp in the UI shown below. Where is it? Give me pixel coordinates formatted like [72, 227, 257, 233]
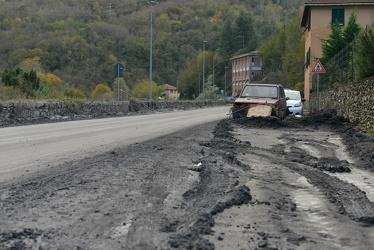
[199, 72, 201, 96]
[149, 1, 157, 101]
[202, 40, 207, 95]
[212, 58, 215, 86]
[225, 67, 228, 97]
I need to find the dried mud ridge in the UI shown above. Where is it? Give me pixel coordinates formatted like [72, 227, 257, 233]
[1, 110, 374, 249]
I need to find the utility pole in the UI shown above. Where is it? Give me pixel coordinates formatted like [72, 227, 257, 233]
[149, 1, 156, 101]
[212, 59, 215, 86]
[199, 72, 201, 96]
[225, 67, 228, 97]
[202, 40, 207, 95]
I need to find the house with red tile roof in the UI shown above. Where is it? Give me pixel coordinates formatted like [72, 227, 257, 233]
[161, 84, 179, 100]
[301, 0, 374, 103]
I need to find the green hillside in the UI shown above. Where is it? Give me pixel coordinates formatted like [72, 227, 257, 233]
[0, 0, 304, 100]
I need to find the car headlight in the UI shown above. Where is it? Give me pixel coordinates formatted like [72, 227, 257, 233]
[294, 102, 302, 107]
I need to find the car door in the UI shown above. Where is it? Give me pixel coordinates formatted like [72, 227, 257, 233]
[278, 86, 287, 112]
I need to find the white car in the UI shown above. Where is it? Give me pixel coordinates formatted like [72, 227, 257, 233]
[284, 89, 305, 116]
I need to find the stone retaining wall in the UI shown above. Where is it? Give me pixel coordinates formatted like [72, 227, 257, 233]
[309, 76, 374, 130]
[0, 99, 226, 126]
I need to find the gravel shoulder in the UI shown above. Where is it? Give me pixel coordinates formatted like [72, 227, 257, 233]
[1, 111, 374, 249]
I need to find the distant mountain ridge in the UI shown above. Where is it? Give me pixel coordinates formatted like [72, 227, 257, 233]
[0, 0, 304, 98]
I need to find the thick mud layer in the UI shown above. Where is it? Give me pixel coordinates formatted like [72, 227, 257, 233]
[233, 110, 374, 173]
[1, 110, 374, 249]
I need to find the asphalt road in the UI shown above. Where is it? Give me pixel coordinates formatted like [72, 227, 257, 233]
[0, 106, 231, 184]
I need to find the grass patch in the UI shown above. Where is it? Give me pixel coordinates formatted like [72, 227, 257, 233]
[368, 129, 374, 137]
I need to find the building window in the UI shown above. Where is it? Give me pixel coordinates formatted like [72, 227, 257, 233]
[332, 8, 344, 26]
[305, 47, 310, 68]
[308, 14, 311, 31]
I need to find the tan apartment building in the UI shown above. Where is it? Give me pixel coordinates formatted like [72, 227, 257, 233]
[230, 51, 262, 96]
[301, 0, 374, 102]
[161, 84, 179, 99]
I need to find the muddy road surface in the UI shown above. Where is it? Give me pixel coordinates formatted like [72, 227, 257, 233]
[1, 111, 374, 250]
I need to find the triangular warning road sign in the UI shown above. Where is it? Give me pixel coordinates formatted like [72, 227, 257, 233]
[311, 60, 326, 73]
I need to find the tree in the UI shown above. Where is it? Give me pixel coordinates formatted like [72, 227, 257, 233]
[282, 13, 305, 87]
[21, 56, 43, 72]
[21, 69, 41, 97]
[131, 79, 162, 100]
[343, 13, 361, 44]
[0, 0, 304, 98]
[235, 11, 258, 51]
[354, 28, 374, 80]
[321, 23, 345, 63]
[321, 13, 361, 63]
[196, 74, 221, 100]
[1, 68, 23, 87]
[38, 72, 63, 93]
[258, 28, 285, 66]
[219, 20, 236, 55]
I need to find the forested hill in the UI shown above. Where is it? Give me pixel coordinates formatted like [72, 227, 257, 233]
[0, 0, 304, 99]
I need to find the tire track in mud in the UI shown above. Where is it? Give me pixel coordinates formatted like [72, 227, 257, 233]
[166, 121, 253, 249]
[231, 113, 374, 225]
[276, 131, 374, 224]
[285, 163, 374, 224]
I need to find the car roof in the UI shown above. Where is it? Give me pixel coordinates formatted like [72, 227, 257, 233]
[284, 89, 300, 93]
[245, 83, 282, 87]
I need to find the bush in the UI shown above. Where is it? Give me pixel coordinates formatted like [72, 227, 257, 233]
[37, 73, 63, 94]
[64, 88, 86, 100]
[19, 70, 41, 98]
[1, 68, 22, 87]
[92, 83, 113, 101]
[0, 85, 23, 101]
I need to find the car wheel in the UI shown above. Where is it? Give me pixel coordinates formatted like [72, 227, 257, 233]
[286, 108, 290, 116]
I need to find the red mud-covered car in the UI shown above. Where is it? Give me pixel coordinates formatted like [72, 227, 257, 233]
[231, 83, 288, 119]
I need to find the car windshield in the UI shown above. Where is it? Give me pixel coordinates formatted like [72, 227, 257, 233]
[240, 85, 278, 98]
[285, 91, 301, 101]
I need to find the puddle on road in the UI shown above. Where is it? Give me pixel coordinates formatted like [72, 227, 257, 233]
[286, 134, 374, 203]
[328, 168, 374, 203]
[290, 176, 356, 249]
[328, 137, 354, 163]
[327, 137, 374, 203]
[291, 176, 374, 249]
[292, 177, 335, 235]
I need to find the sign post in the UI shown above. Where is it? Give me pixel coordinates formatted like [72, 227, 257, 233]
[114, 63, 124, 102]
[311, 60, 326, 111]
